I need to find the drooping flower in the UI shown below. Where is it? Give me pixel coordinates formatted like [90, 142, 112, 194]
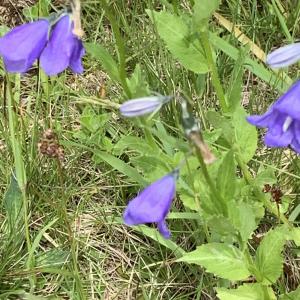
[123, 170, 178, 238]
[40, 15, 85, 76]
[120, 95, 173, 117]
[266, 43, 300, 68]
[247, 80, 300, 153]
[0, 20, 49, 73]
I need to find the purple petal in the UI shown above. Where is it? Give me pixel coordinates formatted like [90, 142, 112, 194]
[120, 96, 172, 117]
[123, 173, 176, 225]
[69, 39, 85, 73]
[0, 20, 49, 73]
[273, 80, 300, 120]
[264, 127, 293, 147]
[157, 220, 171, 239]
[291, 138, 300, 153]
[267, 43, 300, 68]
[293, 121, 300, 145]
[247, 107, 277, 128]
[40, 15, 85, 76]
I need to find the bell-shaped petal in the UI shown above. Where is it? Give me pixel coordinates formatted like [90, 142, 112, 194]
[272, 80, 300, 120]
[123, 171, 178, 238]
[0, 20, 49, 73]
[40, 15, 85, 76]
[120, 95, 173, 117]
[266, 43, 300, 68]
[247, 80, 300, 154]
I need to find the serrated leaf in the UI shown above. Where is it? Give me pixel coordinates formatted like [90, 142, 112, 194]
[177, 243, 250, 280]
[255, 227, 286, 284]
[217, 283, 276, 300]
[232, 107, 257, 163]
[85, 42, 120, 82]
[217, 150, 236, 200]
[228, 202, 258, 242]
[147, 10, 209, 73]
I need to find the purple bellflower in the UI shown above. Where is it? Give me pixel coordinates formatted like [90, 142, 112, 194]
[40, 15, 85, 76]
[0, 19, 49, 73]
[267, 43, 300, 68]
[120, 95, 173, 117]
[247, 80, 300, 153]
[123, 170, 178, 239]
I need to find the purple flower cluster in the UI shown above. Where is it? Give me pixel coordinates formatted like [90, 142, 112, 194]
[247, 43, 300, 154]
[0, 15, 84, 75]
[123, 170, 178, 239]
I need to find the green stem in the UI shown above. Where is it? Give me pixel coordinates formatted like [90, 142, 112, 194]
[194, 146, 227, 216]
[56, 161, 86, 300]
[199, 31, 228, 113]
[99, 0, 132, 98]
[6, 75, 31, 250]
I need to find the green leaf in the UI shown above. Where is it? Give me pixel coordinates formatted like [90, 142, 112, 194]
[147, 10, 209, 73]
[80, 106, 110, 133]
[287, 227, 300, 246]
[216, 150, 236, 200]
[209, 33, 291, 92]
[178, 190, 199, 211]
[207, 215, 237, 241]
[232, 106, 258, 163]
[85, 42, 120, 82]
[193, 0, 220, 30]
[126, 64, 150, 97]
[3, 175, 23, 232]
[288, 204, 300, 222]
[93, 150, 147, 186]
[226, 48, 247, 112]
[206, 110, 234, 144]
[217, 283, 276, 300]
[36, 249, 69, 268]
[279, 287, 300, 300]
[255, 227, 286, 284]
[113, 136, 154, 156]
[23, 0, 50, 19]
[177, 243, 250, 280]
[228, 202, 258, 243]
[0, 25, 9, 37]
[254, 166, 277, 189]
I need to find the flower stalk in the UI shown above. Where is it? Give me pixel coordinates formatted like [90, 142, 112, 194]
[199, 30, 228, 113]
[6, 75, 31, 250]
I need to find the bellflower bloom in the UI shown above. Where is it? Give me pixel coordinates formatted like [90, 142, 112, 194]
[267, 43, 300, 68]
[247, 80, 300, 153]
[40, 15, 85, 76]
[123, 170, 178, 238]
[120, 95, 173, 117]
[0, 20, 49, 73]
